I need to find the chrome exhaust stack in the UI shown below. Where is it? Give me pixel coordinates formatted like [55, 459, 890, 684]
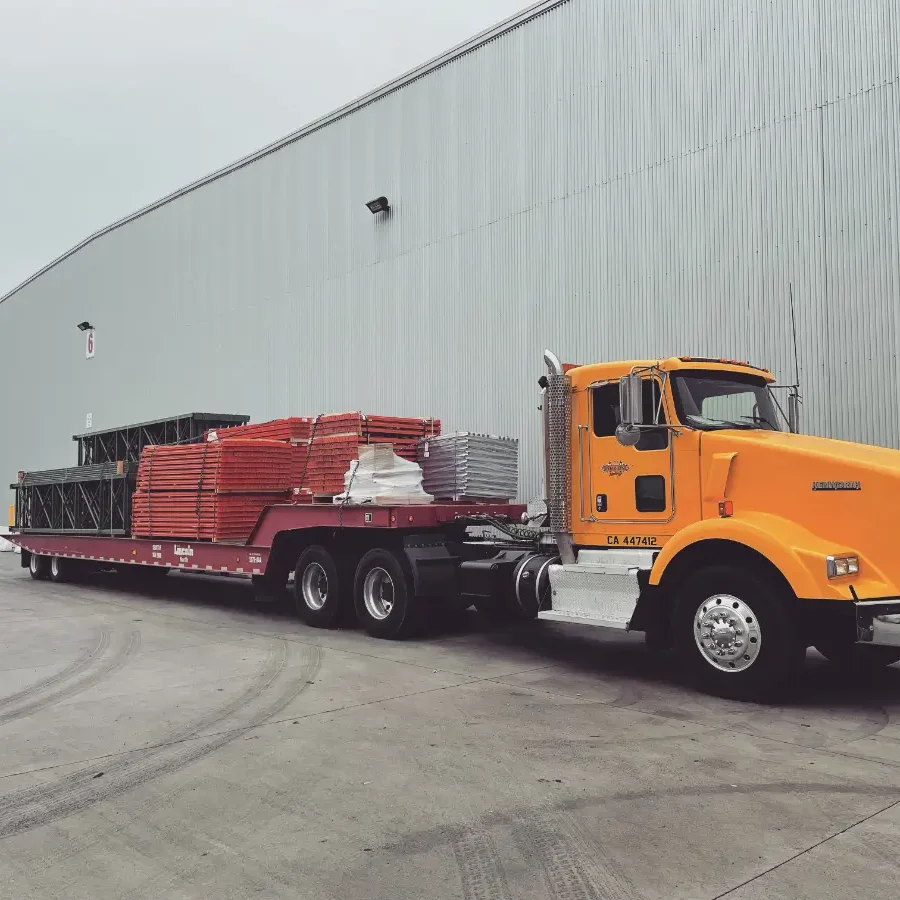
[542, 350, 575, 564]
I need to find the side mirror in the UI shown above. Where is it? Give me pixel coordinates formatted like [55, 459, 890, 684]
[619, 374, 644, 426]
[615, 424, 641, 447]
[616, 373, 644, 447]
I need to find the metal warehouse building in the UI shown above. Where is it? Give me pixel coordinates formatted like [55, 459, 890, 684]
[2, 0, 898, 505]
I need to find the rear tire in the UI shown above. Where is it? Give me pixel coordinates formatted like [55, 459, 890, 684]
[49, 556, 70, 583]
[674, 565, 801, 702]
[29, 553, 49, 581]
[354, 548, 418, 639]
[294, 546, 345, 628]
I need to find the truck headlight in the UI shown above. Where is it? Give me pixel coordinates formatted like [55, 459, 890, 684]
[827, 555, 859, 578]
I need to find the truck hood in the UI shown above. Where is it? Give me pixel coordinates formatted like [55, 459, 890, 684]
[700, 430, 900, 598]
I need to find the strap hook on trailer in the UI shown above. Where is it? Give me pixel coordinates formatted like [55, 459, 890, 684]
[296, 414, 322, 498]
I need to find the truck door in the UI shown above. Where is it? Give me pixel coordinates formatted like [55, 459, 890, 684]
[575, 377, 699, 548]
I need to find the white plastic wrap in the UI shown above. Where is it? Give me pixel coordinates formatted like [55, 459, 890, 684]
[334, 444, 434, 506]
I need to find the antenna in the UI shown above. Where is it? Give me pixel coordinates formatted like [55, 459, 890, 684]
[789, 283, 800, 388]
[787, 283, 802, 433]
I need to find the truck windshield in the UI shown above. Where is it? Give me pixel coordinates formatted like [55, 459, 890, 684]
[672, 371, 782, 432]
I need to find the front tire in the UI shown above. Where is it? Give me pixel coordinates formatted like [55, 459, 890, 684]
[293, 546, 345, 628]
[354, 548, 418, 639]
[675, 565, 801, 701]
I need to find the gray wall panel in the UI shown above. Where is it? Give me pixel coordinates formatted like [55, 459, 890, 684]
[2, 0, 899, 510]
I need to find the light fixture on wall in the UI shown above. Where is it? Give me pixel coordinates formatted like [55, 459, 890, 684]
[365, 196, 390, 214]
[76, 321, 94, 331]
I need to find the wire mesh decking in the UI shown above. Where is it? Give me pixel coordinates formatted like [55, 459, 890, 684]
[13, 463, 137, 535]
[74, 412, 249, 465]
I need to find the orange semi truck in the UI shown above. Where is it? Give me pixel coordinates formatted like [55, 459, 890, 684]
[536, 350, 900, 699]
[10, 351, 900, 701]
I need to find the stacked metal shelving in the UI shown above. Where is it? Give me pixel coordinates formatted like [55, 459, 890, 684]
[12, 462, 138, 535]
[74, 412, 250, 465]
[418, 432, 519, 501]
[14, 412, 249, 535]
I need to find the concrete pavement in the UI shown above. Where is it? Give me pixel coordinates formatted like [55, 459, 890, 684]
[1, 552, 899, 899]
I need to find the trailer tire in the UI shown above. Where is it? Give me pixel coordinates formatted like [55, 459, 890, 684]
[674, 565, 802, 702]
[49, 556, 70, 584]
[29, 553, 49, 581]
[354, 548, 418, 639]
[294, 546, 345, 629]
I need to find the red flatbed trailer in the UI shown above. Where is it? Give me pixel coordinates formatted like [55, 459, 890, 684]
[10, 500, 542, 640]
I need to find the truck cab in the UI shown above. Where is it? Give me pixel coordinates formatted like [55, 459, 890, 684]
[567, 355, 775, 550]
[538, 351, 900, 700]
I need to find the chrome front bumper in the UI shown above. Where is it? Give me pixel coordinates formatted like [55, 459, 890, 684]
[856, 601, 900, 647]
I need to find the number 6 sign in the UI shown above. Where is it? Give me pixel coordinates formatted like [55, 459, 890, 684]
[86, 329, 95, 359]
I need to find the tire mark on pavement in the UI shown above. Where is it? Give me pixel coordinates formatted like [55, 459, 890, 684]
[389, 781, 895, 859]
[0, 639, 321, 838]
[514, 810, 637, 900]
[0, 630, 108, 712]
[0, 630, 142, 726]
[453, 831, 513, 900]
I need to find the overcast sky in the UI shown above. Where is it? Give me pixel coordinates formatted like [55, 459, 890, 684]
[0, 0, 527, 296]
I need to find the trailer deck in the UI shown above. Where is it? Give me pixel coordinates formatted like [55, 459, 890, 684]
[9, 501, 526, 576]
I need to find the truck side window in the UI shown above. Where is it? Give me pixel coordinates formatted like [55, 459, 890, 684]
[591, 381, 668, 450]
[639, 380, 669, 451]
[592, 384, 620, 437]
[635, 475, 667, 512]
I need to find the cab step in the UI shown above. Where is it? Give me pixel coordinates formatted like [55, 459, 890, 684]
[540, 549, 655, 629]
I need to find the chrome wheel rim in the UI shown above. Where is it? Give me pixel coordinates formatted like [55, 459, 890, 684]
[30, 554, 39, 575]
[363, 567, 394, 621]
[50, 557, 60, 578]
[694, 594, 761, 672]
[301, 563, 328, 611]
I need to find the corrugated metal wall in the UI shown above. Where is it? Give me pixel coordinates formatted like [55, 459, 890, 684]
[2, 0, 898, 506]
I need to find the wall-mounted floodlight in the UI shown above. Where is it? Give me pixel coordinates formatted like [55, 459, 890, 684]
[76, 321, 94, 332]
[366, 196, 390, 214]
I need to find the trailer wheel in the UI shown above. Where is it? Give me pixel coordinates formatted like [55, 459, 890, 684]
[294, 546, 345, 628]
[49, 556, 70, 583]
[29, 553, 49, 581]
[674, 565, 802, 702]
[354, 548, 418, 639]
